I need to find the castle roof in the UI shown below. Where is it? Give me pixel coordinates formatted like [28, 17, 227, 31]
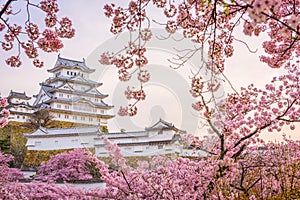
[24, 126, 101, 138]
[47, 56, 95, 74]
[145, 118, 186, 134]
[44, 97, 113, 109]
[46, 75, 102, 87]
[48, 87, 108, 99]
[7, 90, 31, 100]
[46, 108, 114, 119]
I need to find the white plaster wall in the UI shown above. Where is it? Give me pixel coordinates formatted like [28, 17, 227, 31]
[25, 134, 95, 151]
[95, 144, 180, 157]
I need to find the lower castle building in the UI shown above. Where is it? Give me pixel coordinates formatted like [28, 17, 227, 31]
[24, 119, 186, 158]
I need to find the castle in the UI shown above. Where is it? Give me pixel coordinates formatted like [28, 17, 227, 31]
[6, 56, 203, 164]
[7, 55, 113, 129]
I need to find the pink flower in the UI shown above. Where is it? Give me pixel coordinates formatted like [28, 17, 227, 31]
[33, 59, 44, 68]
[190, 77, 203, 97]
[138, 70, 150, 83]
[38, 29, 63, 52]
[2, 42, 13, 51]
[118, 106, 128, 116]
[165, 20, 177, 33]
[164, 4, 177, 18]
[45, 14, 57, 27]
[40, 0, 59, 14]
[0, 98, 7, 107]
[0, 118, 8, 128]
[1, 109, 10, 118]
[25, 23, 39, 40]
[6, 56, 21, 67]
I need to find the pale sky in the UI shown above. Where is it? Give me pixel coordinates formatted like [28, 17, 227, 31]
[0, 0, 297, 141]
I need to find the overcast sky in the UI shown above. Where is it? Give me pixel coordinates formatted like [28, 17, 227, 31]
[0, 0, 297, 141]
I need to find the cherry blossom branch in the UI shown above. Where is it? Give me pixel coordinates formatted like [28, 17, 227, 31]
[0, 0, 14, 18]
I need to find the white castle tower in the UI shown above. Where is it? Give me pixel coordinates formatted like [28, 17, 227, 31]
[32, 55, 114, 128]
[6, 90, 34, 123]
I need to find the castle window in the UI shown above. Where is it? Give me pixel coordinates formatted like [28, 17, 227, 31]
[81, 116, 85, 121]
[74, 72, 76, 76]
[65, 105, 69, 109]
[65, 115, 69, 119]
[158, 145, 163, 149]
[58, 114, 61, 118]
[59, 93, 63, 97]
[57, 104, 61, 108]
[73, 116, 77, 120]
[89, 117, 93, 122]
[67, 71, 69, 75]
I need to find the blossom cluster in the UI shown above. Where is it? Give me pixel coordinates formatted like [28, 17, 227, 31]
[103, 0, 300, 117]
[35, 148, 105, 181]
[0, 97, 9, 128]
[99, 40, 151, 116]
[1, 0, 75, 68]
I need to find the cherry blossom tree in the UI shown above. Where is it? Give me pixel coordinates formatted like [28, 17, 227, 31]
[101, 0, 300, 117]
[35, 148, 104, 182]
[0, 151, 23, 184]
[2, 0, 300, 199]
[0, 0, 75, 68]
